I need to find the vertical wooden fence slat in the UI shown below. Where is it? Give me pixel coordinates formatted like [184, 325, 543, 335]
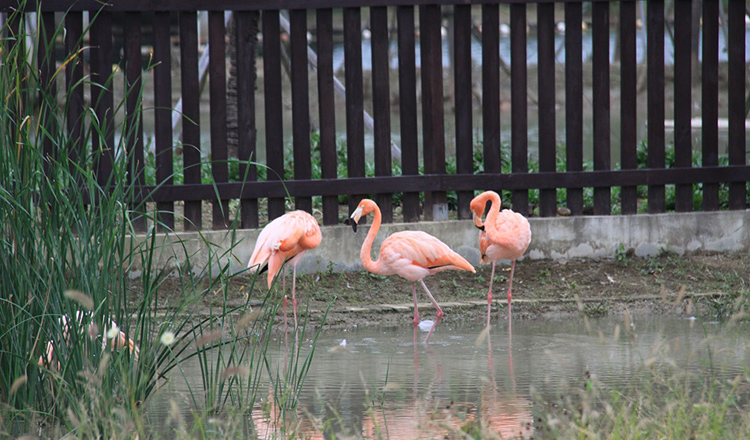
[397, 6, 420, 222]
[90, 11, 114, 187]
[420, 4, 447, 221]
[209, 11, 229, 229]
[620, 1, 638, 215]
[290, 9, 313, 214]
[673, 0, 693, 213]
[727, 1, 746, 210]
[701, 0, 719, 211]
[371, 6, 393, 223]
[454, 4, 473, 220]
[124, 12, 146, 232]
[647, 0, 665, 213]
[592, 2, 610, 215]
[537, 3, 556, 217]
[236, 11, 260, 228]
[65, 12, 84, 175]
[262, 10, 285, 221]
[482, 4, 501, 177]
[344, 7, 366, 217]
[510, 4, 528, 216]
[180, 11, 203, 231]
[564, 2, 583, 215]
[316, 8, 338, 226]
[39, 12, 56, 178]
[153, 11, 174, 230]
[6, 12, 22, 140]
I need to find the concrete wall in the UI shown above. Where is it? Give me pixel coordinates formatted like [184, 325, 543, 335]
[127, 210, 750, 278]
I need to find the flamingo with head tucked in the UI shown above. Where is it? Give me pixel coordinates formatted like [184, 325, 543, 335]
[470, 191, 531, 327]
[349, 199, 475, 341]
[247, 210, 322, 330]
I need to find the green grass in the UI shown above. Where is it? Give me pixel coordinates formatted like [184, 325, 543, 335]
[531, 364, 750, 439]
[0, 7, 322, 438]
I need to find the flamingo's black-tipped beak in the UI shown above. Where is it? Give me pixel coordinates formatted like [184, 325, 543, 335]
[472, 212, 485, 231]
[349, 206, 363, 234]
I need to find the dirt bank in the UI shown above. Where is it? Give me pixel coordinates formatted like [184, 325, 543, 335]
[158, 251, 749, 331]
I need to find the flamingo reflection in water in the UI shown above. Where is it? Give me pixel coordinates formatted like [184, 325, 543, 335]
[478, 318, 535, 439]
[359, 324, 534, 439]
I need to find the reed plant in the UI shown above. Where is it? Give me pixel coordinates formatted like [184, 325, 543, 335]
[0, 6, 321, 438]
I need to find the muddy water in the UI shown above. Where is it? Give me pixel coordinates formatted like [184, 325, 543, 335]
[149, 315, 749, 438]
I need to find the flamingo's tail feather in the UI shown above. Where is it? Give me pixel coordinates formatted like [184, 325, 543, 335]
[266, 252, 285, 289]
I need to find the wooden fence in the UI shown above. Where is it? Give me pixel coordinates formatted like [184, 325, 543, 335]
[3, 0, 749, 232]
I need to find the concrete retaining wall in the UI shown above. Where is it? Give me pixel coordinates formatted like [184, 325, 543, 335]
[127, 210, 750, 278]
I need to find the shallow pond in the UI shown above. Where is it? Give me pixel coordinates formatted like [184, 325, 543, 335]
[149, 314, 750, 438]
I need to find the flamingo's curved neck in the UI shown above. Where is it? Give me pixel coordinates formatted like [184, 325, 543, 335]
[484, 192, 502, 224]
[360, 204, 384, 275]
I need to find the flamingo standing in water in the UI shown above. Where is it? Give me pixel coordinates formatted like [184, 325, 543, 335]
[470, 191, 531, 327]
[349, 199, 475, 341]
[247, 210, 322, 330]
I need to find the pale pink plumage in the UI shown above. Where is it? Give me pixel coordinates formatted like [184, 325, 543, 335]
[350, 199, 475, 341]
[247, 210, 322, 329]
[471, 191, 531, 326]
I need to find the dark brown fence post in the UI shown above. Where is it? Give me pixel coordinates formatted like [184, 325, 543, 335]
[6, 12, 23, 147]
[371, 6, 393, 223]
[727, 1, 747, 210]
[209, 11, 229, 229]
[236, 11, 260, 228]
[537, 2, 556, 217]
[620, 0, 638, 215]
[702, 0, 719, 211]
[316, 8, 339, 226]
[454, 4, 473, 220]
[153, 11, 174, 230]
[38, 12, 56, 178]
[673, 0, 693, 213]
[397, 5, 420, 223]
[90, 11, 114, 188]
[344, 7, 366, 216]
[482, 4, 501, 185]
[647, 0, 665, 214]
[564, 2, 583, 215]
[510, 4, 528, 216]
[262, 10, 285, 222]
[592, 1, 610, 215]
[290, 9, 313, 214]
[180, 11, 203, 231]
[420, 4, 447, 221]
[65, 12, 84, 177]
[124, 12, 146, 231]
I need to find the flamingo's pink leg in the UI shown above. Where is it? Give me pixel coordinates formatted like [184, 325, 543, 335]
[419, 279, 443, 342]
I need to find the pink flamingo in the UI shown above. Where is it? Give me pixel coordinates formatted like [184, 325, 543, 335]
[470, 191, 531, 327]
[247, 210, 322, 329]
[349, 199, 475, 341]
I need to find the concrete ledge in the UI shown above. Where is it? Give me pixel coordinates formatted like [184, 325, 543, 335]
[126, 210, 750, 278]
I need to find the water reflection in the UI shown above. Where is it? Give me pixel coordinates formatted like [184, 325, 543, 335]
[149, 315, 750, 438]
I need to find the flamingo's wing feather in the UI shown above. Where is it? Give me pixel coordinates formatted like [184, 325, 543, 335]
[247, 211, 322, 288]
[486, 210, 531, 256]
[381, 231, 474, 272]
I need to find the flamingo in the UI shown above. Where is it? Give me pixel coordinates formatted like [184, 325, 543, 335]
[38, 311, 139, 371]
[470, 191, 531, 327]
[349, 199, 475, 341]
[247, 210, 322, 330]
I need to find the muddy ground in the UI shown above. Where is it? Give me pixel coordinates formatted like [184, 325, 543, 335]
[153, 251, 750, 332]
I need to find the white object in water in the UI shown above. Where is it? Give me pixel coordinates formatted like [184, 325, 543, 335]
[418, 320, 435, 332]
[339, 339, 347, 347]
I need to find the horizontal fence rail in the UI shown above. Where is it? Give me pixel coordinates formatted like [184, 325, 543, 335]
[2, 0, 748, 232]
